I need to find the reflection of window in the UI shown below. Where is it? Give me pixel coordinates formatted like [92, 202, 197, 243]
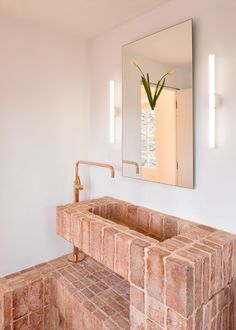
[141, 85, 157, 168]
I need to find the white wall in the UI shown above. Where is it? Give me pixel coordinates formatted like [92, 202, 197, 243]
[0, 16, 90, 276]
[88, 0, 236, 234]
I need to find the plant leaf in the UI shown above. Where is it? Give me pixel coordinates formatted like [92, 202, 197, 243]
[153, 79, 161, 101]
[146, 73, 154, 109]
[142, 76, 153, 109]
[153, 78, 166, 108]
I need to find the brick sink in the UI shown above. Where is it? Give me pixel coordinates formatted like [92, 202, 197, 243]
[56, 196, 236, 329]
[1, 196, 235, 329]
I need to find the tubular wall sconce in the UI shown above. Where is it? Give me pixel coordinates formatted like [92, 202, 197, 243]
[209, 54, 216, 148]
[109, 80, 115, 144]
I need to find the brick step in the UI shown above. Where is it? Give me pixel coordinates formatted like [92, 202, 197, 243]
[0, 254, 130, 330]
[50, 255, 130, 329]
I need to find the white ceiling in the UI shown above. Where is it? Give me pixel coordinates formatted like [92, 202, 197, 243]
[0, 0, 168, 39]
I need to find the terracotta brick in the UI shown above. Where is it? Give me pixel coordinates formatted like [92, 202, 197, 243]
[13, 316, 28, 330]
[178, 220, 196, 235]
[29, 309, 43, 330]
[100, 304, 116, 316]
[111, 313, 129, 329]
[146, 247, 169, 303]
[217, 289, 225, 312]
[176, 250, 203, 309]
[216, 312, 222, 329]
[137, 207, 150, 232]
[89, 203, 100, 216]
[167, 308, 193, 330]
[166, 257, 194, 318]
[92, 310, 107, 330]
[174, 235, 193, 244]
[130, 305, 145, 330]
[207, 233, 234, 286]
[115, 233, 133, 280]
[147, 319, 163, 330]
[116, 202, 129, 221]
[222, 306, 229, 329]
[229, 280, 235, 303]
[160, 240, 181, 252]
[90, 221, 103, 261]
[210, 317, 217, 330]
[29, 279, 43, 312]
[72, 214, 82, 248]
[223, 286, 229, 308]
[130, 239, 149, 289]
[169, 238, 185, 248]
[164, 216, 178, 239]
[195, 307, 203, 330]
[71, 297, 83, 329]
[43, 305, 50, 330]
[130, 285, 144, 313]
[43, 277, 51, 306]
[229, 301, 234, 330]
[55, 279, 65, 319]
[127, 205, 138, 227]
[13, 285, 28, 320]
[149, 212, 164, 240]
[81, 305, 93, 330]
[202, 239, 223, 292]
[187, 247, 210, 303]
[64, 287, 73, 328]
[81, 217, 92, 254]
[198, 224, 216, 233]
[211, 295, 217, 318]
[193, 243, 217, 297]
[182, 227, 209, 240]
[1, 291, 12, 326]
[146, 294, 165, 327]
[105, 203, 114, 219]
[103, 319, 121, 330]
[203, 301, 211, 328]
[102, 227, 118, 270]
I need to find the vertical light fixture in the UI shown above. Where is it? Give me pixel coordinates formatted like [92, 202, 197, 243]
[109, 80, 115, 144]
[209, 54, 216, 148]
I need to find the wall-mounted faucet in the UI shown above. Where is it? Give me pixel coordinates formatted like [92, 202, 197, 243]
[69, 160, 115, 263]
[74, 160, 115, 202]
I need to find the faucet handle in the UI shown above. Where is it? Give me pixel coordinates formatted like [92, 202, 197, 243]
[74, 183, 84, 191]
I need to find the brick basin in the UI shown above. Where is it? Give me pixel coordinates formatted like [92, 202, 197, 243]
[56, 196, 236, 329]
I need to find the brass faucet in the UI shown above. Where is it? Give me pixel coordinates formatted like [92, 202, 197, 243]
[122, 160, 140, 174]
[69, 160, 115, 263]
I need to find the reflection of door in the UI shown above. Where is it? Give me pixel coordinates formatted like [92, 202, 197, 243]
[141, 88, 177, 185]
[156, 89, 177, 185]
[176, 89, 193, 188]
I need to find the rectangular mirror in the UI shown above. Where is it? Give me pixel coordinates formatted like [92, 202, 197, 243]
[122, 20, 193, 188]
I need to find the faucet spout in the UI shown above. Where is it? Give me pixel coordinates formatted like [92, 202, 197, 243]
[76, 160, 115, 182]
[74, 160, 115, 203]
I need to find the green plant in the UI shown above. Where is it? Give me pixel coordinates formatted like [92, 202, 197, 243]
[131, 58, 173, 110]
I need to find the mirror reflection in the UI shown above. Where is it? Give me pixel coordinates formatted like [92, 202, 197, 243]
[122, 20, 193, 188]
